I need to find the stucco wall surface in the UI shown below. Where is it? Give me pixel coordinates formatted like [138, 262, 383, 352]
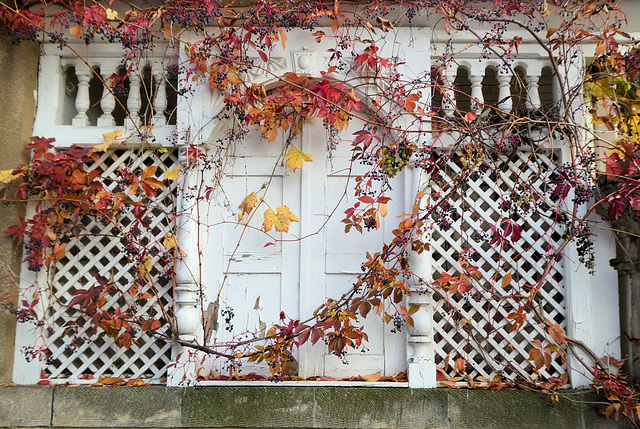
[0, 31, 38, 384]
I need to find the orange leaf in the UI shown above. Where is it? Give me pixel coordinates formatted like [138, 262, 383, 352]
[502, 272, 512, 289]
[126, 378, 145, 386]
[69, 23, 83, 38]
[549, 323, 567, 345]
[141, 166, 158, 180]
[238, 192, 258, 215]
[94, 376, 125, 386]
[363, 371, 381, 382]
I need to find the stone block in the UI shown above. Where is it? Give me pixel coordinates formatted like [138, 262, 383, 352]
[0, 386, 53, 427]
[182, 386, 316, 428]
[52, 386, 181, 428]
[448, 390, 584, 429]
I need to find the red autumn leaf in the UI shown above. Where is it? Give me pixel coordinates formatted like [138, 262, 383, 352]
[464, 111, 477, 122]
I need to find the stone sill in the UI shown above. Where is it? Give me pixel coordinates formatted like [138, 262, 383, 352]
[0, 385, 627, 428]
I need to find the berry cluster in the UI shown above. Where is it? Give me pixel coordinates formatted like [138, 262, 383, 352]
[379, 141, 414, 178]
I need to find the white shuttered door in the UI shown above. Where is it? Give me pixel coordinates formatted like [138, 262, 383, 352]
[205, 117, 406, 378]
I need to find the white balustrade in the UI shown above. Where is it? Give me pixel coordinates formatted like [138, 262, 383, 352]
[440, 60, 558, 118]
[35, 43, 177, 147]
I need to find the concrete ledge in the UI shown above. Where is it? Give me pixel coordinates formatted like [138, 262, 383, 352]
[0, 385, 628, 428]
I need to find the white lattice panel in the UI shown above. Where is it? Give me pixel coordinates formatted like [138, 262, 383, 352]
[428, 150, 568, 381]
[44, 149, 178, 382]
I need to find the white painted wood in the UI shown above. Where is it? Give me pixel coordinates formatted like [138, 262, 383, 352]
[15, 27, 621, 388]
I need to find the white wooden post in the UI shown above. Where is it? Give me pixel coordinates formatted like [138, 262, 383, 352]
[406, 166, 437, 388]
[167, 147, 205, 386]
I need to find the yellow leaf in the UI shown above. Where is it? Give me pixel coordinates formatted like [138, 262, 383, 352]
[138, 255, 153, 277]
[162, 233, 177, 249]
[0, 169, 22, 184]
[263, 206, 299, 233]
[69, 23, 83, 38]
[284, 146, 313, 172]
[163, 166, 182, 181]
[106, 8, 118, 20]
[263, 208, 276, 232]
[94, 129, 123, 152]
[238, 192, 258, 216]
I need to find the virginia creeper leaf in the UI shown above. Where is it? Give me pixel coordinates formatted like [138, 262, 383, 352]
[284, 146, 313, 172]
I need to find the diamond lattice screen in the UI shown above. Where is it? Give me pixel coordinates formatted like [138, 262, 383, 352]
[44, 148, 178, 381]
[429, 150, 568, 381]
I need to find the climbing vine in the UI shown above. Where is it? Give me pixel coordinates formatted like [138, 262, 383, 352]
[2, 0, 640, 425]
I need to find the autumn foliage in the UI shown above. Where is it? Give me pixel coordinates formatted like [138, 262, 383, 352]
[2, 0, 640, 425]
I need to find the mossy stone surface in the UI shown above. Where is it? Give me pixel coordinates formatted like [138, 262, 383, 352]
[52, 386, 181, 427]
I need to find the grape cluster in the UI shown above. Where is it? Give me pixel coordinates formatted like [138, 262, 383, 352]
[379, 141, 414, 178]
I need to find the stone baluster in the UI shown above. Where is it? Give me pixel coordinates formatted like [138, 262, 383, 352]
[526, 71, 542, 110]
[97, 63, 117, 127]
[152, 68, 167, 127]
[441, 67, 456, 117]
[497, 70, 513, 113]
[469, 74, 484, 114]
[552, 69, 564, 113]
[72, 66, 92, 127]
[407, 165, 437, 388]
[126, 69, 142, 131]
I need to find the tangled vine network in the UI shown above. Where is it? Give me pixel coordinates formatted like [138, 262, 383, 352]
[2, 0, 640, 424]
